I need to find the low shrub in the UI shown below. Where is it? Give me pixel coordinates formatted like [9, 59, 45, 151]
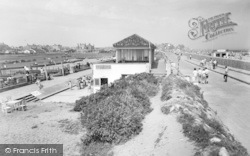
[161, 105, 171, 115]
[161, 75, 202, 101]
[161, 77, 174, 101]
[178, 112, 210, 148]
[75, 73, 158, 146]
[81, 142, 113, 156]
[217, 138, 248, 156]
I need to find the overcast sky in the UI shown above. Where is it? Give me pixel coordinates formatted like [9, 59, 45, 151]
[0, 0, 249, 49]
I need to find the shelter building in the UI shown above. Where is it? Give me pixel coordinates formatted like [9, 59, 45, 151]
[92, 34, 156, 93]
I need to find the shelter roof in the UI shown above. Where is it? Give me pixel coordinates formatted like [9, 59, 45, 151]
[113, 34, 156, 49]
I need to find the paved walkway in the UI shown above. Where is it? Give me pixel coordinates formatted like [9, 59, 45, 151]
[165, 51, 250, 152]
[0, 69, 92, 102]
[43, 85, 92, 103]
[0, 58, 103, 102]
[151, 59, 167, 76]
[185, 58, 250, 85]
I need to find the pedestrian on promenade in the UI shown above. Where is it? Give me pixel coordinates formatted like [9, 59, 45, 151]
[193, 68, 198, 82]
[224, 66, 229, 82]
[200, 60, 203, 66]
[201, 68, 206, 84]
[214, 60, 217, 67]
[68, 80, 73, 90]
[35, 79, 43, 90]
[212, 60, 216, 69]
[190, 55, 192, 60]
[26, 72, 30, 84]
[205, 68, 209, 84]
[82, 76, 86, 86]
[198, 68, 202, 83]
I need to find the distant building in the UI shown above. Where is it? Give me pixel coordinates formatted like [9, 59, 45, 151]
[77, 43, 95, 52]
[51, 44, 62, 52]
[92, 34, 156, 93]
[212, 49, 229, 58]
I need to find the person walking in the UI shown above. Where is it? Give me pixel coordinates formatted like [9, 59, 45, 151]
[198, 68, 202, 83]
[68, 80, 73, 90]
[190, 55, 192, 60]
[205, 67, 209, 84]
[212, 60, 216, 69]
[193, 68, 198, 82]
[26, 72, 30, 84]
[214, 60, 218, 67]
[201, 68, 206, 84]
[224, 66, 229, 82]
[35, 79, 43, 90]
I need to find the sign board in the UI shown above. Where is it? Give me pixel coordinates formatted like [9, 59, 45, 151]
[96, 65, 111, 69]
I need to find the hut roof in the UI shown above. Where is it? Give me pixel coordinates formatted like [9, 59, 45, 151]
[113, 34, 156, 49]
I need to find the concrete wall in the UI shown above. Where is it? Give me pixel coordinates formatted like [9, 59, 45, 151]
[92, 63, 149, 92]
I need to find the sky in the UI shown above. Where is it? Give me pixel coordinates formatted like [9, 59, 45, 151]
[0, 0, 249, 49]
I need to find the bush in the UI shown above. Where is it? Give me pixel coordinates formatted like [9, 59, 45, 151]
[81, 87, 151, 145]
[161, 75, 202, 101]
[161, 105, 171, 115]
[161, 76, 174, 101]
[75, 73, 158, 146]
[178, 112, 210, 148]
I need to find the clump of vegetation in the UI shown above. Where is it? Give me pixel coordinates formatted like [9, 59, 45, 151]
[75, 73, 159, 154]
[178, 112, 210, 148]
[161, 75, 248, 156]
[161, 76, 174, 101]
[161, 105, 171, 115]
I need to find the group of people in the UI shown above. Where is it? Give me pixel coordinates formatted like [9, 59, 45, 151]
[199, 58, 218, 70]
[193, 67, 209, 84]
[77, 76, 90, 89]
[68, 76, 92, 90]
[193, 66, 229, 83]
[200, 59, 207, 67]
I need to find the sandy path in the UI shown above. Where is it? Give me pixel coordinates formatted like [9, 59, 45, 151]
[112, 87, 195, 156]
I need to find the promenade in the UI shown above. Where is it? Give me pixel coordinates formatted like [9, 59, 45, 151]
[165, 51, 250, 152]
[0, 58, 101, 102]
[185, 58, 250, 85]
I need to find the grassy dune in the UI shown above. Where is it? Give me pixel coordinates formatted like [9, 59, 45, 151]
[161, 75, 248, 156]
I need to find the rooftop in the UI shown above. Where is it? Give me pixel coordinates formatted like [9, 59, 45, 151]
[113, 34, 156, 49]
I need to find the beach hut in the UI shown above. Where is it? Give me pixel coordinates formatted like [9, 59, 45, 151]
[92, 34, 156, 93]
